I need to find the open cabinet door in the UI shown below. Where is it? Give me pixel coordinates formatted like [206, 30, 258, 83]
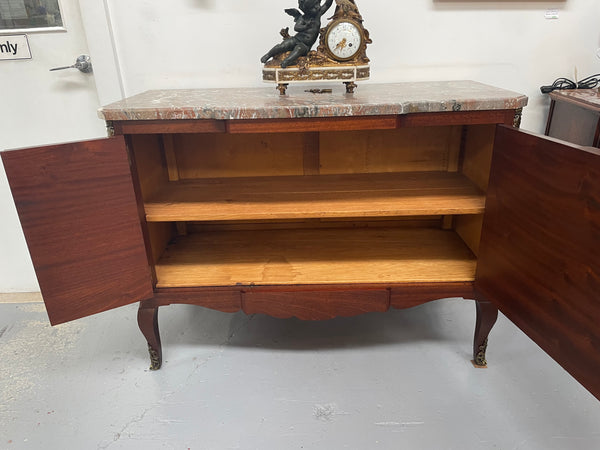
[476, 125, 600, 400]
[2, 137, 154, 325]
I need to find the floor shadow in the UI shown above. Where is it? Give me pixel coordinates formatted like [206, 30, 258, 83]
[158, 298, 475, 352]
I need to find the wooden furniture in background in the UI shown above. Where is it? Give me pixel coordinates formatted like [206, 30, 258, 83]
[545, 89, 600, 147]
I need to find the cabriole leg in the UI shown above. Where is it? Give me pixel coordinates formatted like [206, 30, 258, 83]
[472, 300, 498, 367]
[137, 304, 162, 370]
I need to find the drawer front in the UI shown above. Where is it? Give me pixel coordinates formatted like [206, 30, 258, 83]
[153, 288, 242, 313]
[242, 288, 390, 320]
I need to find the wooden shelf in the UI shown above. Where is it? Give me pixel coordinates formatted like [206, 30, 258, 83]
[144, 172, 485, 222]
[155, 227, 477, 288]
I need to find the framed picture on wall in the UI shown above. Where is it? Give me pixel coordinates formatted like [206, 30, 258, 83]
[0, 0, 64, 32]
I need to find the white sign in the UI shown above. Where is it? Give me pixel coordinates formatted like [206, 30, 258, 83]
[0, 34, 31, 60]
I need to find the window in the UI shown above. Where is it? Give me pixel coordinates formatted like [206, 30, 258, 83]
[0, 0, 63, 31]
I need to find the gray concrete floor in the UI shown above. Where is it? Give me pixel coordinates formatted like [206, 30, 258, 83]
[1, 296, 598, 450]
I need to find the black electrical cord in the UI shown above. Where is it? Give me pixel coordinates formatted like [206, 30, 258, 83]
[540, 74, 600, 94]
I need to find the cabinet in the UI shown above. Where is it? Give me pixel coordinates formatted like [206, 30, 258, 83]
[2, 82, 599, 401]
[545, 89, 600, 147]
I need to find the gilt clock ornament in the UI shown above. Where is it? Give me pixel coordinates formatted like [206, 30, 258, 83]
[261, 0, 371, 95]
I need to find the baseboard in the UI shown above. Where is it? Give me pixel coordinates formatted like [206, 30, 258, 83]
[0, 292, 43, 303]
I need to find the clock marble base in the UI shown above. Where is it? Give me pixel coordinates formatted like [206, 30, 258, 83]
[262, 64, 369, 94]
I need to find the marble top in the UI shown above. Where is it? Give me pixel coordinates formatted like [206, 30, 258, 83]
[98, 81, 528, 121]
[549, 89, 600, 112]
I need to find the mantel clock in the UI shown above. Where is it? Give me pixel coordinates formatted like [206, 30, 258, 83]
[261, 0, 372, 95]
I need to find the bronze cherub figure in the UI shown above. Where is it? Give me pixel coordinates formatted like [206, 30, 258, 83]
[261, 0, 334, 68]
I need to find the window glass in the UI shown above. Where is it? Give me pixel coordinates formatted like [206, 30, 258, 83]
[0, 0, 63, 30]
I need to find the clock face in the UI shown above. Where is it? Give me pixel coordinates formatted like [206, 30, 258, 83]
[326, 20, 363, 61]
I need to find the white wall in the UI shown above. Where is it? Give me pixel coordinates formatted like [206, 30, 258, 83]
[104, 0, 600, 132]
[0, 0, 106, 293]
[2, 0, 600, 293]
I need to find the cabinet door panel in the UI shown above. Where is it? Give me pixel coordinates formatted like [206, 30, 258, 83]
[477, 125, 600, 400]
[2, 137, 153, 325]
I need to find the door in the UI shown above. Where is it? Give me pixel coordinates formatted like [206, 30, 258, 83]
[1, 0, 118, 293]
[476, 125, 600, 400]
[1, 137, 154, 325]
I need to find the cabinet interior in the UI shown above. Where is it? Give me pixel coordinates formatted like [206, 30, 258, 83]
[129, 123, 497, 289]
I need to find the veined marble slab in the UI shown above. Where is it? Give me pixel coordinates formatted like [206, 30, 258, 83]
[98, 81, 528, 121]
[549, 89, 600, 112]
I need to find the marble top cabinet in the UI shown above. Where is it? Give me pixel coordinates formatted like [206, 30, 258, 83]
[2, 81, 598, 400]
[545, 89, 600, 147]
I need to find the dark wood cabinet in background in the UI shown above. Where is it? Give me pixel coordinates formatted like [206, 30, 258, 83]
[2, 83, 598, 401]
[545, 89, 600, 147]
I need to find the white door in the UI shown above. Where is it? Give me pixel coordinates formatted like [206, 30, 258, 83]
[0, 0, 119, 293]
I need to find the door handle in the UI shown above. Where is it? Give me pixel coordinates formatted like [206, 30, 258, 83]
[50, 55, 92, 73]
